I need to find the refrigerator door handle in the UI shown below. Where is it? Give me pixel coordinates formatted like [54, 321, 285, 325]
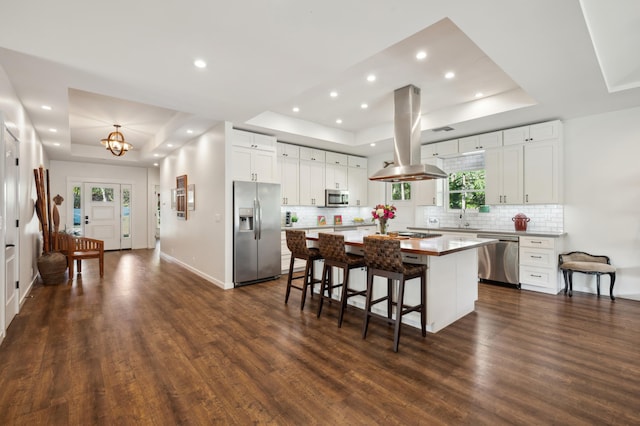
[253, 199, 259, 240]
[256, 198, 262, 240]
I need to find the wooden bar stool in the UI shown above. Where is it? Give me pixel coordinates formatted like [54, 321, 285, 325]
[284, 230, 323, 309]
[362, 236, 427, 352]
[317, 233, 367, 327]
[559, 251, 616, 300]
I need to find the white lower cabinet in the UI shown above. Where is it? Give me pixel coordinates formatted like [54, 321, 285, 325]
[519, 236, 564, 294]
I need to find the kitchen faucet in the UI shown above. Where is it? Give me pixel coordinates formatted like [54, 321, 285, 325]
[459, 208, 469, 228]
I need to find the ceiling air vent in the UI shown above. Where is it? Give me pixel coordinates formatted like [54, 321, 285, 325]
[432, 126, 455, 132]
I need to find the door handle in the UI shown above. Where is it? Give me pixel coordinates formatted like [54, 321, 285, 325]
[5, 244, 15, 248]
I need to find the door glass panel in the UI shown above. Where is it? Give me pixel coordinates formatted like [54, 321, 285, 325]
[92, 187, 115, 202]
[73, 185, 82, 235]
[122, 187, 131, 238]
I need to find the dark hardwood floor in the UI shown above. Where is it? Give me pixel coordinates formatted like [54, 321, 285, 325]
[1, 247, 639, 425]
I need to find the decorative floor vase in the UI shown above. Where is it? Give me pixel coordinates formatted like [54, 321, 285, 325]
[37, 251, 67, 285]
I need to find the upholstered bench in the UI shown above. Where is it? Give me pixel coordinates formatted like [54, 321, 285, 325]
[559, 251, 616, 300]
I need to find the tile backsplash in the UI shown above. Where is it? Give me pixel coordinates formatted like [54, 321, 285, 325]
[281, 206, 373, 228]
[420, 204, 564, 233]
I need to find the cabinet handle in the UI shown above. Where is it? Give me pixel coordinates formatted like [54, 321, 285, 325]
[531, 255, 542, 259]
[499, 195, 503, 203]
[433, 197, 436, 204]
[531, 241, 542, 244]
[530, 274, 542, 278]
[405, 255, 418, 259]
[526, 194, 529, 203]
[504, 195, 507, 203]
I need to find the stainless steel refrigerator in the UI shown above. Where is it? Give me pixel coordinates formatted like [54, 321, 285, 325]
[233, 181, 282, 286]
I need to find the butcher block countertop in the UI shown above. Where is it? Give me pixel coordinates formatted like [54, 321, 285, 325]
[305, 230, 496, 257]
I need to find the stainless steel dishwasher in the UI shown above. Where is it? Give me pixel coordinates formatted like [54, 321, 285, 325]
[477, 234, 520, 287]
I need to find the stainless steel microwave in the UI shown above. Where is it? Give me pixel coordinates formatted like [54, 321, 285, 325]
[325, 189, 349, 206]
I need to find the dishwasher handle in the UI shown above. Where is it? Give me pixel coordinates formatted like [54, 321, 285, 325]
[478, 234, 519, 242]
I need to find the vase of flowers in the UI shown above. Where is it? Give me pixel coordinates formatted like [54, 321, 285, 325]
[371, 203, 396, 235]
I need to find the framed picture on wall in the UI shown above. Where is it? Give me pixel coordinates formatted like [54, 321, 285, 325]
[176, 174, 187, 220]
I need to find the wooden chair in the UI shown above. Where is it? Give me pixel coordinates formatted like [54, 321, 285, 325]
[284, 230, 323, 309]
[54, 233, 104, 278]
[559, 251, 615, 300]
[362, 235, 426, 352]
[316, 233, 366, 327]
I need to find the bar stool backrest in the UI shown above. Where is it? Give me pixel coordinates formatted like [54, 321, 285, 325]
[286, 230, 313, 256]
[318, 233, 349, 263]
[363, 236, 404, 273]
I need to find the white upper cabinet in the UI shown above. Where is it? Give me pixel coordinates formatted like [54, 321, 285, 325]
[325, 151, 348, 166]
[348, 155, 367, 169]
[421, 139, 459, 158]
[458, 131, 503, 153]
[299, 147, 326, 162]
[277, 143, 299, 205]
[299, 159, 325, 206]
[414, 158, 444, 206]
[503, 120, 561, 145]
[277, 142, 300, 159]
[231, 130, 277, 183]
[348, 156, 368, 206]
[484, 145, 524, 205]
[524, 140, 562, 204]
[325, 151, 348, 189]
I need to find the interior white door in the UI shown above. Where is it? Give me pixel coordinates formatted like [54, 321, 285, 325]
[4, 127, 19, 330]
[83, 183, 121, 250]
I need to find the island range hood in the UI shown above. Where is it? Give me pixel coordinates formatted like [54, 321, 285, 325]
[369, 84, 447, 182]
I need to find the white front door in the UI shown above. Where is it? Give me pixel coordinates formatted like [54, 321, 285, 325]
[83, 183, 121, 250]
[4, 127, 19, 330]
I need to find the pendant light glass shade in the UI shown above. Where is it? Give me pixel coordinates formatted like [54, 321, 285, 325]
[101, 124, 132, 156]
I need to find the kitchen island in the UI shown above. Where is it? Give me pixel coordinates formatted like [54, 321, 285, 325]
[305, 230, 496, 333]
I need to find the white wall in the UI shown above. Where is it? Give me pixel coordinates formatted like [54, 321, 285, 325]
[159, 121, 231, 288]
[49, 160, 153, 249]
[563, 107, 640, 300]
[0, 64, 47, 312]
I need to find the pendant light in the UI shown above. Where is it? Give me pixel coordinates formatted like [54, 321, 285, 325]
[101, 124, 132, 156]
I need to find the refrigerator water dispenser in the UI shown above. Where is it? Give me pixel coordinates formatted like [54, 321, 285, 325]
[238, 207, 254, 231]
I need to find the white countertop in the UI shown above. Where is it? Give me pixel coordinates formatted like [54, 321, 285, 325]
[408, 226, 565, 238]
[306, 229, 496, 257]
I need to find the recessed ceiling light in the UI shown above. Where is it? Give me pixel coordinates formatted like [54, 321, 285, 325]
[167, 143, 174, 147]
[370, 143, 376, 147]
[416, 51, 427, 60]
[53, 142, 60, 146]
[154, 154, 160, 157]
[186, 129, 194, 134]
[336, 119, 342, 124]
[475, 92, 484, 98]
[153, 163, 159, 167]
[445, 71, 455, 79]
[330, 91, 338, 98]
[292, 107, 300, 113]
[41, 105, 52, 111]
[194, 59, 207, 69]
[360, 103, 368, 109]
[366, 74, 376, 82]
[49, 128, 57, 133]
